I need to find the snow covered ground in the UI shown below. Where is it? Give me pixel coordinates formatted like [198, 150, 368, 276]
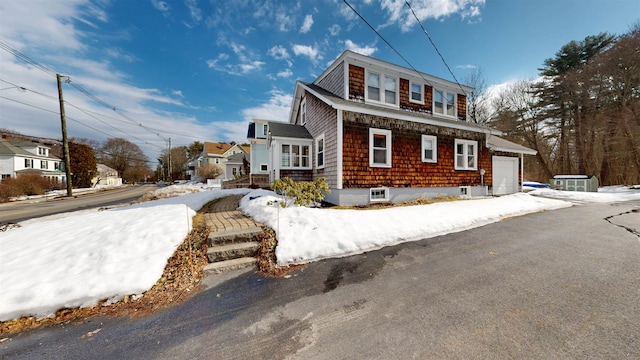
[1, 184, 638, 322]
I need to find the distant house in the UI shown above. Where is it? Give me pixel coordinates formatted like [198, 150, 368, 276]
[199, 142, 249, 180]
[247, 50, 536, 206]
[92, 164, 122, 187]
[0, 136, 65, 183]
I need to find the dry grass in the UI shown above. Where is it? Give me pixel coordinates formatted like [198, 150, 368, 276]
[333, 195, 463, 210]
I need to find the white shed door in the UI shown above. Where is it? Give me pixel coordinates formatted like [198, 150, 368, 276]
[492, 156, 519, 195]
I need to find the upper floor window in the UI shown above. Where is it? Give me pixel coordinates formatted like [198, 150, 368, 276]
[369, 128, 392, 167]
[41, 160, 47, 169]
[434, 89, 456, 117]
[410, 82, 424, 104]
[38, 147, 47, 156]
[421, 135, 437, 163]
[261, 124, 268, 138]
[24, 159, 33, 168]
[454, 139, 477, 170]
[316, 134, 325, 169]
[366, 71, 397, 106]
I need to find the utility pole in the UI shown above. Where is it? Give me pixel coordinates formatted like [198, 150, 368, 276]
[168, 137, 172, 182]
[57, 74, 73, 197]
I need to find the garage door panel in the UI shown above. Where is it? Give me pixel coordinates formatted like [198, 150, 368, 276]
[492, 156, 518, 195]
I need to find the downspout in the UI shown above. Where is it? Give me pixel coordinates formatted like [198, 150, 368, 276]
[520, 153, 524, 192]
[336, 110, 343, 189]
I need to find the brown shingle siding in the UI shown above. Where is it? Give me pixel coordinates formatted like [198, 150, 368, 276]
[341, 111, 487, 189]
[348, 64, 365, 102]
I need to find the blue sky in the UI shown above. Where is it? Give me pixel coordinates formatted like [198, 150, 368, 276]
[0, 0, 638, 163]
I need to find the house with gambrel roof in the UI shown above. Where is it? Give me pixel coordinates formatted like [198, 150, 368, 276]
[247, 50, 536, 206]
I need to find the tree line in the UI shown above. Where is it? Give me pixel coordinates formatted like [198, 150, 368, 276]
[468, 24, 639, 185]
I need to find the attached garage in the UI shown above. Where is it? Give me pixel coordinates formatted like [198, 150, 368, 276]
[486, 135, 537, 195]
[492, 156, 519, 195]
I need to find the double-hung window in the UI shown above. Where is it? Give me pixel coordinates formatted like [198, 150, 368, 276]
[261, 124, 268, 138]
[41, 160, 47, 169]
[454, 139, 478, 170]
[315, 134, 325, 169]
[281, 143, 310, 169]
[24, 159, 33, 168]
[366, 71, 397, 106]
[410, 82, 424, 104]
[369, 128, 392, 167]
[421, 135, 437, 163]
[434, 89, 456, 117]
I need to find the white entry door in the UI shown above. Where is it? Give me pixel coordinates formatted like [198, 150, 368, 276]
[492, 156, 519, 195]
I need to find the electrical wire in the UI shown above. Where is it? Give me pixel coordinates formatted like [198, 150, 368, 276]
[404, 0, 467, 94]
[342, 0, 433, 87]
[0, 41, 57, 77]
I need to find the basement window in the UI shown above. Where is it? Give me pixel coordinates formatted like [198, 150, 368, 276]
[370, 187, 389, 202]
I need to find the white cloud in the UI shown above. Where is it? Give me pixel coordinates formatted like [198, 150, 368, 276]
[184, 0, 202, 23]
[300, 14, 314, 33]
[456, 64, 477, 70]
[292, 44, 320, 62]
[328, 24, 341, 36]
[241, 89, 292, 122]
[207, 43, 265, 75]
[381, 0, 485, 32]
[277, 69, 293, 78]
[151, 0, 170, 13]
[275, 10, 294, 31]
[268, 45, 290, 60]
[344, 40, 377, 56]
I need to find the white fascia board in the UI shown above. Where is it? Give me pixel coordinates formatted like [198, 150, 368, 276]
[270, 136, 313, 144]
[490, 146, 537, 155]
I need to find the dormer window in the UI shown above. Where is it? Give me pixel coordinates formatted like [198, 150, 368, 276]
[261, 124, 268, 138]
[366, 71, 397, 106]
[434, 89, 456, 117]
[410, 82, 423, 104]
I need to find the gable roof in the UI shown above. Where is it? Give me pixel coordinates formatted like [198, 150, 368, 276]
[226, 152, 248, 164]
[268, 121, 312, 140]
[0, 138, 60, 160]
[291, 81, 499, 135]
[204, 142, 234, 155]
[486, 135, 537, 155]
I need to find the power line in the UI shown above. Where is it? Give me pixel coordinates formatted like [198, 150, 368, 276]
[342, 0, 433, 87]
[0, 41, 57, 77]
[404, 0, 467, 94]
[0, 79, 165, 151]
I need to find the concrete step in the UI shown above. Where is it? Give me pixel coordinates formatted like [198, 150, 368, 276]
[203, 257, 256, 275]
[207, 241, 260, 263]
[207, 227, 263, 246]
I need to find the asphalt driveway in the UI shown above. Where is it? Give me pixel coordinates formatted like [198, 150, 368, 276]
[2, 199, 639, 359]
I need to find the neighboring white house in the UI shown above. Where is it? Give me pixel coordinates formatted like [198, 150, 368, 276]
[92, 163, 122, 187]
[0, 137, 65, 183]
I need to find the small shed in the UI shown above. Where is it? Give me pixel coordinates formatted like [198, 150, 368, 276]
[550, 175, 599, 192]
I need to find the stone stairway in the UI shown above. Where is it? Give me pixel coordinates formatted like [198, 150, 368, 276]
[202, 195, 264, 275]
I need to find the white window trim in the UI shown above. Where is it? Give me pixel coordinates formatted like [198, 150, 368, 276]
[280, 141, 312, 170]
[421, 135, 437, 163]
[433, 88, 457, 118]
[315, 133, 325, 169]
[369, 128, 392, 168]
[261, 124, 268, 137]
[365, 70, 399, 107]
[370, 187, 390, 202]
[260, 163, 268, 172]
[410, 81, 424, 104]
[454, 139, 478, 170]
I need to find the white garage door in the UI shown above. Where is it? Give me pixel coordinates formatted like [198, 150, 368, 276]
[492, 156, 519, 195]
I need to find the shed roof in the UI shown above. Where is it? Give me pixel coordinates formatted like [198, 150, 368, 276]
[268, 121, 312, 139]
[486, 135, 537, 155]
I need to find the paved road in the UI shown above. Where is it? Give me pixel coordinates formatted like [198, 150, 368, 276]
[2, 199, 639, 359]
[0, 184, 158, 224]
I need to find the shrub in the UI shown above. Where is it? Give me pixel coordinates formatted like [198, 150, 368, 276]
[271, 177, 330, 208]
[0, 174, 64, 202]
